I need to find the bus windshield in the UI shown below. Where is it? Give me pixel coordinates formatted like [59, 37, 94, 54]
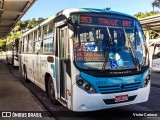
[73, 21, 146, 70]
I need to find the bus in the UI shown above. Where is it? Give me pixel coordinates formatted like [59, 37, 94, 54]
[152, 40, 160, 72]
[6, 38, 19, 67]
[19, 8, 150, 111]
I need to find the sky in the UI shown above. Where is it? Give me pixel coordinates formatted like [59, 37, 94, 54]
[21, 0, 159, 20]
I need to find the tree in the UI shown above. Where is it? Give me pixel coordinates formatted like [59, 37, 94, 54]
[134, 11, 160, 19]
[1, 17, 46, 51]
[134, 10, 160, 39]
[152, 0, 160, 12]
[10, 17, 46, 33]
[0, 40, 6, 51]
[6, 31, 23, 43]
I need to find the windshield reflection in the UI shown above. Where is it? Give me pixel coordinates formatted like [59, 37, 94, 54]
[73, 25, 145, 70]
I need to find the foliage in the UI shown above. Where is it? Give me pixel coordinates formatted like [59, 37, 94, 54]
[0, 40, 7, 51]
[11, 17, 46, 33]
[134, 11, 160, 19]
[0, 17, 46, 51]
[152, 0, 160, 11]
[6, 31, 23, 43]
[134, 10, 160, 39]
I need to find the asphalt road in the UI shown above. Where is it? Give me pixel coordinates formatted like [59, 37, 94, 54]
[5, 59, 160, 120]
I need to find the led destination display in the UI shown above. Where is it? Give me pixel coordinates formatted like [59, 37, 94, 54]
[79, 15, 134, 28]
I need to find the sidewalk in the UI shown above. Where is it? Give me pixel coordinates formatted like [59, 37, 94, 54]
[0, 58, 53, 120]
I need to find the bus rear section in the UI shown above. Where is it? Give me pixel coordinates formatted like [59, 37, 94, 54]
[6, 38, 19, 67]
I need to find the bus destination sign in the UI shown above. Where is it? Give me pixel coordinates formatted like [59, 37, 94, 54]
[79, 15, 134, 28]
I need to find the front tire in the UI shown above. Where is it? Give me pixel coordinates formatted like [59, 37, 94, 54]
[48, 77, 58, 105]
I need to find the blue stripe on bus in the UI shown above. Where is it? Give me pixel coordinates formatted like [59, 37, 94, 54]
[80, 70, 149, 94]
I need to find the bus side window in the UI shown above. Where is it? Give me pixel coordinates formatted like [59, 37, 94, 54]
[28, 32, 33, 53]
[33, 30, 38, 53]
[42, 22, 54, 54]
[49, 22, 54, 54]
[23, 36, 28, 53]
[35, 28, 42, 53]
[38, 27, 41, 40]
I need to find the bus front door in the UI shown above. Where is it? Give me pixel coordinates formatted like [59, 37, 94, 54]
[58, 27, 68, 102]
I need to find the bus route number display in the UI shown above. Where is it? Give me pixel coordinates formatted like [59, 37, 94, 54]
[79, 15, 134, 28]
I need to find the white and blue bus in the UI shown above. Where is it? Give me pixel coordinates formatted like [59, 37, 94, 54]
[19, 8, 150, 111]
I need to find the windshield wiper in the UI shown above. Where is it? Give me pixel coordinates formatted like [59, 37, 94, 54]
[123, 28, 141, 71]
[102, 27, 114, 70]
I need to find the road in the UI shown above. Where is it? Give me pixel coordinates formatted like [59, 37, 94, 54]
[4, 58, 160, 120]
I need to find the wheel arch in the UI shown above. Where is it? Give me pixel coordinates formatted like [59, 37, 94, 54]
[44, 72, 51, 94]
[44, 73, 57, 99]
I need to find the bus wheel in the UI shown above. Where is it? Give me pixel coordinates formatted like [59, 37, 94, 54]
[48, 77, 58, 105]
[24, 67, 29, 83]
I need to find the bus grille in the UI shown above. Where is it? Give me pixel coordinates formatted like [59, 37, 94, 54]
[98, 82, 142, 94]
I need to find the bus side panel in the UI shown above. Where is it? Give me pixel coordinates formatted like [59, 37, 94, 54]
[7, 49, 13, 65]
[25, 54, 35, 83]
[36, 55, 54, 91]
[21, 54, 27, 75]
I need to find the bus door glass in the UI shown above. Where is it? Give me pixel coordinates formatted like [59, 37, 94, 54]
[59, 26, 68, 101]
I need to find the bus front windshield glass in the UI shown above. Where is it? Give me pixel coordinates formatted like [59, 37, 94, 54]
[73, 22, 146, 70]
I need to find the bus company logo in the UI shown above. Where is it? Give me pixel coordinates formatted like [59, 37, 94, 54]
[2, 112, 11, 117]
[110, 71, 132, 75]
[1, 112, 42, 118]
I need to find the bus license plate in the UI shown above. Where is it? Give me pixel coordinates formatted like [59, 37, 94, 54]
[115, 95, 128, 102]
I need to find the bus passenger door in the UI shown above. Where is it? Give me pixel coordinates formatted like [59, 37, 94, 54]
[57, 26, 68, 102]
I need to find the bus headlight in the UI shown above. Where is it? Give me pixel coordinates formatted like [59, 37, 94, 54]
[85, 84, 91, 91]
[76, 76, 96, 93]
[142, 74, 151, 88]
[76, 79, 84, 86]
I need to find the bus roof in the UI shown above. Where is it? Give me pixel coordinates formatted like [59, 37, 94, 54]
[22, 8, 136, 37]
[40, 8, 136, 26]
[60, 8, 135, 19]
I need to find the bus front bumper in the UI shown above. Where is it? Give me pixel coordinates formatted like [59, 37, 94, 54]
[72, 83, 150, 112]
